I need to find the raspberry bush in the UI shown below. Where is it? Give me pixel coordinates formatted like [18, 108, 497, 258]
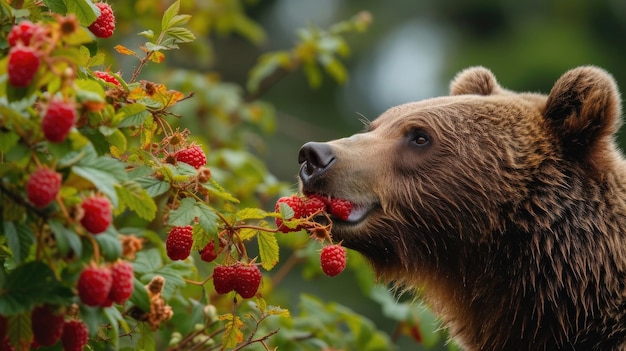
[0, 1, 453, 350]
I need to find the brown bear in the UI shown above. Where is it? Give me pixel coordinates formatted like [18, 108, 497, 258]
[297, 66, 626, 350]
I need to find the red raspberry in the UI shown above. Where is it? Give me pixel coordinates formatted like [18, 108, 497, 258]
[302, 195, 327, 217]
[212, 265, 236, 295]
[26, 168, 62, 208]
[274, 196, 304, 233]
[8, 20, 40, 46]
[320, 244, 347, 277]
[175, 145, 206, 169]
[77, 265, 113, 306]
[7, 45, 40, 87]
[88, 3, 116, 38]
[234, 264, 262, 299]
[80, 195, 112, 234]
[166, 225, 193, 260]
[42, 98, 77, 143]
[61, 320, 88, 351]
[329, 198, 353, 221]
[108, 260, 134, 304]
[200, 241, 223, 262]
[93, 71, 121, 86]
[31, 304, 65, 346]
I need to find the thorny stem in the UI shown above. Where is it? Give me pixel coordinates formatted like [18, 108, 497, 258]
[129, 29, 168, 83]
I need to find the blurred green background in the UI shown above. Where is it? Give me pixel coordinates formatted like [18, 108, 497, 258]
[110, 0, 626, 349]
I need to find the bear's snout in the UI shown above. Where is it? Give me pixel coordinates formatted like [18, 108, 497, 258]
[298, 141, 335, 183]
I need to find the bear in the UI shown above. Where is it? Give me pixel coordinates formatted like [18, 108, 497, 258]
[297, 66, 626, 351]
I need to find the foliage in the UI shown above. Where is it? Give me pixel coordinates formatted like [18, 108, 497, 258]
[0, 0, 454, 350]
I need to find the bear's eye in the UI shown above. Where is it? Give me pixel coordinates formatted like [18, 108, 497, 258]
[408, 130, 430, 147]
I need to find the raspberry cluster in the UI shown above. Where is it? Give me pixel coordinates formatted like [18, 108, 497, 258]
[212, 263, 262, 298]
[274, 194, 354, 233]
[77, 260, 134, 307]
[26, 305, 90, 350]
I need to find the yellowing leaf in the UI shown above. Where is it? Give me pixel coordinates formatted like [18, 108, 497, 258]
[114, 44, 137, 56]
[149, 51, 165, 63]
[239, 227, 258, 241]
[219, 314, 243, 349]
[237, 208, 269, 221]
[258, 231, 279, 270]
[266, 305, 290, 318]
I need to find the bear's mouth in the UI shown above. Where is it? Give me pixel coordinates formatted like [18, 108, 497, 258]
[303, 192, 376, 225]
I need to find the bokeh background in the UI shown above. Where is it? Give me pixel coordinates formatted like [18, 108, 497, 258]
[111, 0, 626, 349]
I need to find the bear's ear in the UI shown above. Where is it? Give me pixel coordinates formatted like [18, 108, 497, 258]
[544, 66, 622, 154]
[449, 66, 501, 96]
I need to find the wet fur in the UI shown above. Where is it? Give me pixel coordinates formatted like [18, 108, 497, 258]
[299, 66, 626, 350]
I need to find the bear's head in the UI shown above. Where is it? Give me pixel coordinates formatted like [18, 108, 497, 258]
[298, 66, 626, 349]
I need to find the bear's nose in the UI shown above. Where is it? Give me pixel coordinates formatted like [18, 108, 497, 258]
[298, 142, 335, 181]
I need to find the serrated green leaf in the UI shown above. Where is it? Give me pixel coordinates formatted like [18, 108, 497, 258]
[135, 176, 171, 197]
[165, 26, 195, 43]
[161, 0, 181, 31]
[138, 30, 154, 39]
[133, 249, 163, 275]
[116, 103, 151, 128]
[167, 197, 197, 226]
[239, 228, 258, 241]
[0, 262, 74, 315]
[43, 0, 67, 14]
[220, 314, 243, 349]
[48, 220, 82, 257]
[194, 203, 218, 235]
[237, 208, 269, 221]
[3, 222, 34, 265]
[94, 228, 122, 261]
[258, 231, 279, 270]
[72, 148, 127, 207]
[115, 181, 157, 221]
[66, 0, 99, 26]
[278, 202, 295, 220]
[129, 278, 151, 312]
[7, 313, 31, 350]
[0, 131, 19, 153]
[136, 322, 156, 351]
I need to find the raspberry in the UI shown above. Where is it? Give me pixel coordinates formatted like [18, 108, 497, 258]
[234, 264, 262, 298]
[166, 225, 193, 260]
[302, 195, 327, 217]
[329, 198, 353, 221]
[42, 98, 76, 143]
[320, 244, 347, 277]
[77, 264, 113, 306]
[274, 196, 305, 233]
[80, 195, 112, 234]
[26, 167, 62, 208]
[93, 71, 121, 86]
[7, 45, 40, 87]
[88, 3, 116, 38]
[31, 304, 65, 346]
[175, 145, 206, 169]
[108, 260, 134, 304]
[8, 20, 40, 47]
[61, 320, 88, 351]
[212, 265, 236, 295]
[200, 241, 222, 262]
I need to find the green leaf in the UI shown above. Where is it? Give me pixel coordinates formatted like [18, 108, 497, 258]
[136, 322, 156, 351]
[72, 148, 128, 207]
[48, 220, 82, 257]
[3, 222, 34, 265]
[115, 181, 157, 221]
[0, 262, 74, 315]
[103, 307, 122, 350]
[129, 278, 151, 312]
[116, 104, 151, 128]
[43, 0, 67, 14]
[167, 197, 197, 227]
[194, 203, 218, 235]
[133, 249, 163, 276]
[7, 313, 31, 350]
[135, 176, 171, 197]
[165, 27, 196, 43]
[220, 314, 243, 349]
[278, 202, 295, 220]
[94, 228, 122, 261]
[258, 231, 279, 270]
[0, 131, 19, 153]
[161, 0, 181, 31]
[237, 208, 269, 221]
[66, 0, 99, 26]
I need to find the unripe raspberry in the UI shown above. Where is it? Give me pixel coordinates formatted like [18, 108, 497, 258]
[42, 98, 77, 143]
[8, 20, 41, 46]
[61, 320, 88, 351]
[234, 264, 262, 298]
[77, 265, 113, 306]
[320, 244, 347, 277]
[31, 304, 65, 346]
[212, 265, 235, 295]
[26, 168, 62, 208]
[8, 45, 40, 87]
[166, 225, 193, 260]
[80, 195, 112, 234]
[88, 3, 116, 38]
[108, 260, 134, 304]
[175, 145, 207, 169]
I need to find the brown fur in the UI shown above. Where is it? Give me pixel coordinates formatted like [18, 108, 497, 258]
[298, 66, 626, 350]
